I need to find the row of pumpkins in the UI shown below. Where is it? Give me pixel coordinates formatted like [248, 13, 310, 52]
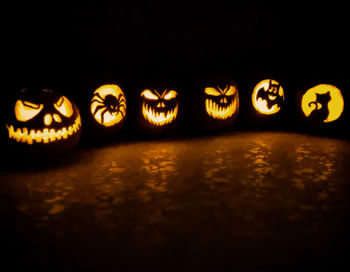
[4, 78, 345, 155]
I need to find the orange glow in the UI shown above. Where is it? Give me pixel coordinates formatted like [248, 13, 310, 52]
[54, 96, 74, 117]
[205, 98, 237, 120]
[90, 84, 127, 127]
[6, 115, 81, 145]
[204, 85, 238, 120]
[141, 89, 159, 100]
[252, 79, 284, 115]
[301, 84, 344, 123]
[15, 100, 44, 122]
[141, 89, 179, 126]
[142, 103, 178, 126]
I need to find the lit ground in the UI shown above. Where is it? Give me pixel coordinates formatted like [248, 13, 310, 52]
[1, 131, 350, 271]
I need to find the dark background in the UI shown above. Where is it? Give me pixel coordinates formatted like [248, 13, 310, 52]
[1, 1, 349, 139]
[2, 1, 349, 137]
[1, 2, 350, 271]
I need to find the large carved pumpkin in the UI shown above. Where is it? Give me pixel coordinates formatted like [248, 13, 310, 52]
[5, 88, 81, 155]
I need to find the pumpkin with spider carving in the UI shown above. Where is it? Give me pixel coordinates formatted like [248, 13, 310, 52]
[78, 83, 128, 140]
[90, 84, 127, 128]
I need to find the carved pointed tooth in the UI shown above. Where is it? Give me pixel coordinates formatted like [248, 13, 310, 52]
[49, 129, 55, 142]
[34, 130, 42, 143]
[42, 128, 50, 143]
[29, 130, 36, 144]
[6, 125, 13, 139]
[56, 129, 61, 140]
[62, 128, 68, 139]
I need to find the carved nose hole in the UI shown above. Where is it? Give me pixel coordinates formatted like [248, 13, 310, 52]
[44, 114, 52, 126]
[157, 102, 165, 108]
[53, 114, 62, 123]
[220, 97, 227, 103]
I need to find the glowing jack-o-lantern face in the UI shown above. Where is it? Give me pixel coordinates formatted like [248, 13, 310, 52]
[141, 89, 178, 126]
[252, 79, 284, 115]
[204, 85, 238, 120]
[301, 84, 344, 123]
[90, 84, 127, 127]
[6, 88, 81, 145]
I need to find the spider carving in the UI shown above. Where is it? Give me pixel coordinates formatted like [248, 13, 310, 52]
[91, 90, 127, 127]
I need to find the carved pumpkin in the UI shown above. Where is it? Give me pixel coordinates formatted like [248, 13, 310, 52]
[140, 88, 179, 127]
[252, 79, 285, 115]
[301, 84, 344, 124]
[204, 85, 238, 120]
[89, 84, 127, 131]
[5, 88, 81, 154]
[193, 76, 239, 130]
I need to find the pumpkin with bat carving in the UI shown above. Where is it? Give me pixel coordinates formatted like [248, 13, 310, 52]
[252, 79, 285, 116]
[5, 88, 81, 155]
[192, 75, 239, 129]
[138, 83, 181, 134]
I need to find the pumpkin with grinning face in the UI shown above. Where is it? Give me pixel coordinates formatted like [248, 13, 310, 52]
[204, 85, 238, 120]
[193, 76, 240, 130]
[141, 89, 179, 127]
[5, 88, 81, 154]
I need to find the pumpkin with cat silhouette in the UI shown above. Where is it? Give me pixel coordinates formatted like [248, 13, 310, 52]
[299, 84, 344, 127]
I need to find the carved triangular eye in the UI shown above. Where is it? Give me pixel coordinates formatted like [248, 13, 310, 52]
[141, 89, 159, 100]
[54, 96, 74, 117]
[204, 87, 221, 96]
[15, 100, 44, 122]
[164, 90, 177, 100]
[225, 85, 236, 96]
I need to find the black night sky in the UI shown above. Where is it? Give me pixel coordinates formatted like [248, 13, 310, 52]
[3, 1, 349, 86]
[1, 2, 350, 271]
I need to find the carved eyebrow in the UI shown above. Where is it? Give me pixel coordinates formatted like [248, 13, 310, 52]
[218, 85, 229, 94]
[154, 90, 162, 97]
[55, 96, 64, 107]
[23, 101, 41, 109]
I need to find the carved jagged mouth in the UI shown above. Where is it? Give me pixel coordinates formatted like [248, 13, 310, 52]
[268, 95, 276, 101]
[6, 115, 81, 145]
[142, 103, 178, 126]
[205, 99, 237, 120]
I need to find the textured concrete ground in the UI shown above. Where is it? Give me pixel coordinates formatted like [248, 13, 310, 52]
[1, 131, 350, 271]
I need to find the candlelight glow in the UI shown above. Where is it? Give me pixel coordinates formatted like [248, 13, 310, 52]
[301, 84, 344, 123]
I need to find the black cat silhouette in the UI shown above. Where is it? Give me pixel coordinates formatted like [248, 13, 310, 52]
[307, 91, 331, 123]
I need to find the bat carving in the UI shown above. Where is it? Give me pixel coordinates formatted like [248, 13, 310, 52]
[256, 80, 283, 109]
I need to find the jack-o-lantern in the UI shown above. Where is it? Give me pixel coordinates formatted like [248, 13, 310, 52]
[252, 79, 284, 115]
[140, 88, 179, 127]
[90, 84, 127, 130]
[204, 85, 238, 120]
[301, 84, 344, 124]
[193, 76, 239, 130]
[5, 88, 81, 154]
